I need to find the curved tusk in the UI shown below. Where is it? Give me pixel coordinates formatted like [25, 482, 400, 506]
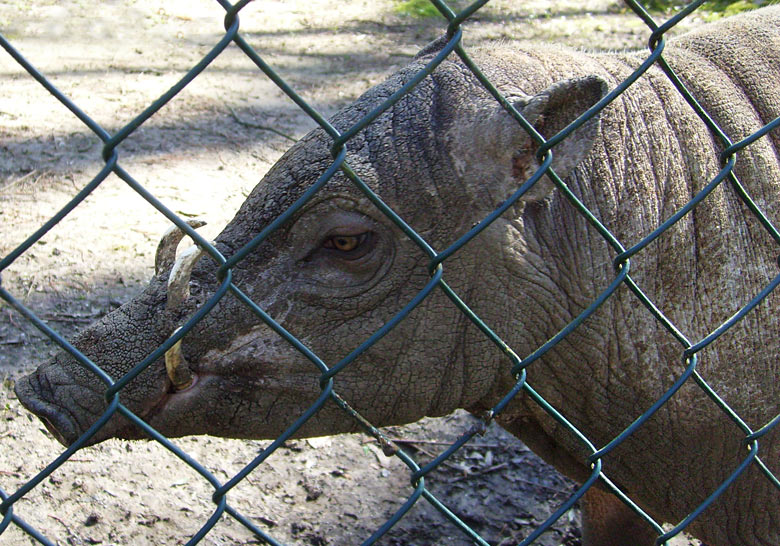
[166, 245, 206, 311]
[155, 219, 207, 276]
[164, 327, 194, 391]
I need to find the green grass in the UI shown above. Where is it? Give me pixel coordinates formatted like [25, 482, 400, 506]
[393, 0, 442, 18]
[643, 0, 764, 15]
[394, 0, 764, 21]
[703, 0, 765, 18]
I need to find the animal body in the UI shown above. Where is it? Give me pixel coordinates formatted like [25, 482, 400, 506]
[15, 7, 780, 545]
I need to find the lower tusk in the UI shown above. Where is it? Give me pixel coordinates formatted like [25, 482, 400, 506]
[166, 245, 206, 311]
[155, 219, 207, 276]
[164, 328, 194, 391]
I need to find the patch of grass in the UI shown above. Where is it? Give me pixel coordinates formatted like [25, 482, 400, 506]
[702, 0, 764, 19]
[642, 0, 764, 16]
[394, 0, 442, 18]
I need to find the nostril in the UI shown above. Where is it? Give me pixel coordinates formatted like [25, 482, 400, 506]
[14, 373, 80, 447]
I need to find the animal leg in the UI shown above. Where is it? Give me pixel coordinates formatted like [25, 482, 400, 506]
[582, 486, 659, 546]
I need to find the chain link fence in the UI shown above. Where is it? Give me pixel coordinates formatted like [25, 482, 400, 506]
[1, 0, 779, 544]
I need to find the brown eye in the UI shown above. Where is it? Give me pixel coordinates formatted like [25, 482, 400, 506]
[324, 234, 363, 252]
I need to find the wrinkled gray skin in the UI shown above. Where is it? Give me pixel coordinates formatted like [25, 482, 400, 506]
[15, 7, 780, 546]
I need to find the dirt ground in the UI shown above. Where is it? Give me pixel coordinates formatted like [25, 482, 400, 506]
[0, 1, 706, 544]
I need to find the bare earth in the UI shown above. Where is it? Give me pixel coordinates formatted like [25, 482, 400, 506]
[0, 1, 704, 544]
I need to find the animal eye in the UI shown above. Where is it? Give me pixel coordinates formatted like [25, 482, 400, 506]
[323, 233, 366, 252]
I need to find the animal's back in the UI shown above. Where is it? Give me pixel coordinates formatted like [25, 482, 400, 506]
[670, 5, 780, 146]
[462, 8, 780, 545]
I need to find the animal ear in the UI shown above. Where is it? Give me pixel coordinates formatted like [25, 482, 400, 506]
[444, 74, 608, 206]
[510, 75, 609, 201]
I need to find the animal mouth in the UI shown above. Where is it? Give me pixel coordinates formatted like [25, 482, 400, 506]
[15, 369, 207, 447]
[145, 371, 204, 421]
[14, 220, 216, 447]
[14, 345, 198, 447]
[15, 373, 83, 446]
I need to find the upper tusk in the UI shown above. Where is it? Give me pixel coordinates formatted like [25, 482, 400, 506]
[164, 328, 194, 391]
[155, 219, 207, 276]
[166, 245, 207, 311]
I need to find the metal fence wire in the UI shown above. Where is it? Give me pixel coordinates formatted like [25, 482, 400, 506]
[1, 0, 780, 544]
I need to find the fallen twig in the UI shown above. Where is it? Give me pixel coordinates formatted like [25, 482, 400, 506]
[24, 273, 38, 304]
[448, 462, 511, 483]
[0, 169, 38, 194]
[48, 513, 79, 542]
[381, 437, 507, 450]
[226, 104, 297, 142]
[383, 440, 467, 474]
[40, 311, 105, 324]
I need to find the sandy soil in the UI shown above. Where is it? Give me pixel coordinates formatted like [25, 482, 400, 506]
[0, 1, 705, 544]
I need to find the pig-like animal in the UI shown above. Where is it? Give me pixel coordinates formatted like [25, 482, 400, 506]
[14, 7, 780, 545]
